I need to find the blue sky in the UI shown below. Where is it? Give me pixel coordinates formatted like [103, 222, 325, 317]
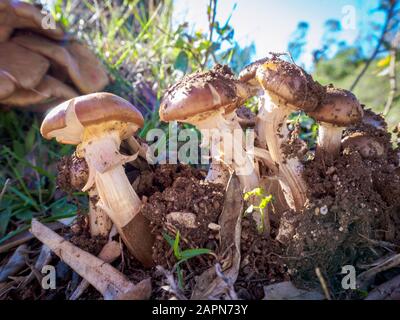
[173, 0, 385, 69]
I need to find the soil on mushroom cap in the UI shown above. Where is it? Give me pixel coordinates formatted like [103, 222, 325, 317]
[277, 115, 400, 296]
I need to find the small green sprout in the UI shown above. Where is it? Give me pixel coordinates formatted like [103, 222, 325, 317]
[244, 187, 273, 233]
[163, 230, 213, 289]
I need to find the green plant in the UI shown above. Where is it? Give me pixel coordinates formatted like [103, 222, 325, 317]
[288, 111, 319, 149]
[163, 231, 213, 289]
[244, 187, 273, 233]
[0, 110, 85, 245]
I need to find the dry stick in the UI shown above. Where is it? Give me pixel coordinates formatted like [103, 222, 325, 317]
[156, 266, 187, 300]
[315, 267, 332, 300]
[69, 241, 121, 300]
[357, 252, 400, 290]
[349, 1, 396, 91]
[383, 32, 399, 116]
[365, 273, 400, 300]
[30, 219, 151, 300]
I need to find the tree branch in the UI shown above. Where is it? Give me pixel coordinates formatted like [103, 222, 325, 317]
[349, 1, 397, 91]
[383, 31, 399, 116]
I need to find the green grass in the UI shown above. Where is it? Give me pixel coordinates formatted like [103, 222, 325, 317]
[0, 0, 252, 242]
[0, 110, 85, 244]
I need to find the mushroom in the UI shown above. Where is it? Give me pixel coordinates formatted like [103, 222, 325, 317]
[0, 75, 78, 106]
[58, 153, 112, 237]
[40, 92, 154, 267]
[0, 41, 49, 90]
[13, 34, 109, 93]
[342, 132, 385, 159]
[0, 0, 66, 42]
[159, 64, 258, 191]
[238, 57, 270, 149]
[253, 58, 324, 212]
[309, 85, 363, 159]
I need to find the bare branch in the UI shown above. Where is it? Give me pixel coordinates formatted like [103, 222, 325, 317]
[350, 1, 397, 91]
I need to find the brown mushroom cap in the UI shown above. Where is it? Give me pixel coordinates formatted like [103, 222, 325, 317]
[309, 86, 363, 127]
[0, 75, 78, 106]
[255, 58, 323, 112]
[0, 42, 49, 89]
[40, 92, 144, 143]
[159, 64, 250, 122]
[12, 35, 109, 94]
[0, 0, 65, 41]
[238, 56, 270, 84]
[0, 25, 12, 42]
[342, 132, 385, 159]
[0, 69, 16, 99]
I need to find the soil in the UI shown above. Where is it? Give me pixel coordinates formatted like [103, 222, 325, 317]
[139, 164, 225, 270]
[235, 216, 290, 300]
[277, 116, 400, 296]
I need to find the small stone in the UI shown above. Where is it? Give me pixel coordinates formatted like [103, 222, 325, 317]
[320, 205, 328, 215]
[208, 223, 221, 231]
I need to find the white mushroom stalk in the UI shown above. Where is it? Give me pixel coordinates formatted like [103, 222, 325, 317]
[187, 109, 259, 192]
[316, 123, 343, 157]
[77, 122, 140, 228]
[259, 92, 308, 212]
[60, 153, 112, 238]
[87, 188, 113, 237]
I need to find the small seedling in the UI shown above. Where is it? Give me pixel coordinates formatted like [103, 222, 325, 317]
[163, 231, 213, 289]
[243, 187, 273, 234]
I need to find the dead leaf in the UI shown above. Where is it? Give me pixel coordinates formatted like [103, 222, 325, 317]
[263, 281, 324, 300]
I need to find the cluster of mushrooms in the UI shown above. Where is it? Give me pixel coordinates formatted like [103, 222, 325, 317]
[0, 0, 109, 112]
[28, 54, 389, 299]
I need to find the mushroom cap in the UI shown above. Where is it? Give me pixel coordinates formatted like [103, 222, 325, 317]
[159, 64, 250, 122]
[309, 86, 363, 127]
[12, 35, 109, 94]
[0, 75, 78, 106]
[0, 69, 16, 99]
[238, 56, 270, 84]
[40, 92, 144, 144]
[0, 25, 12, 42]
[0, 0, 66, 41]
[255, 58, 323, 112]
[342, 132, 385, 159]
[0, 42, 49, 89]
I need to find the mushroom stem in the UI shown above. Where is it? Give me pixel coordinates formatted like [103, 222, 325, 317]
[260, 93, 307, 212]
[189, 110, 259, 192]
[205, 162, 231, 185]
[315, 123, 343, 159]
[87, 188, 112, 237]
[77, 123, 153, 266]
